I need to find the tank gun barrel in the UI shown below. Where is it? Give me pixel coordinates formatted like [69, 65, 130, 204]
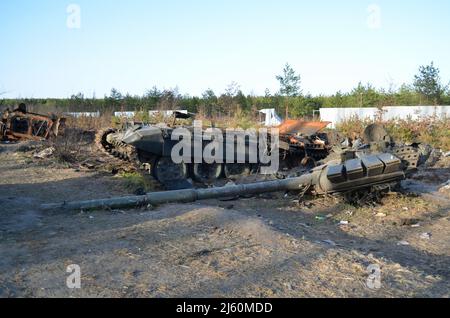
[40, 174, 313, 211]
[41, 152, 410, 211]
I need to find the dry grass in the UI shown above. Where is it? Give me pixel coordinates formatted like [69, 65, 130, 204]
[66, 111, 263, 132]
[195, 113, 263, 130]
[117, 172, 155, 193]
[65, 112, 115, 131]
[50, 129, 94, 164]
[337, 116, 450, 150]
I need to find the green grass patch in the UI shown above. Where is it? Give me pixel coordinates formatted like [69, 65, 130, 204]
[117, 172, 153, 193]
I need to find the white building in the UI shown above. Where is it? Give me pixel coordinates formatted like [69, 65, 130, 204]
[259, 109, 282, 127]
[319, 106, 450, 128]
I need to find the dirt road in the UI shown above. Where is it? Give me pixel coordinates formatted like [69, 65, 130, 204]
[1, 142, 449, 297]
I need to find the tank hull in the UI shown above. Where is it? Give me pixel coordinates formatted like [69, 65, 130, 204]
[98, 123, 331, 187]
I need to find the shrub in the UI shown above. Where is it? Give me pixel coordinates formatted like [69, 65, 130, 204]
[337, 116, 450, 150]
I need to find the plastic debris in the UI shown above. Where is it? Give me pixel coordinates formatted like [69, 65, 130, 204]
[323, 240, 337, 246]
[33, 147, 55, 159]
[420, 233, 432, 240]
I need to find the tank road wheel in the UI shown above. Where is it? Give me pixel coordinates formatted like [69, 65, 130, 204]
[192, 163, 223, 184]
[224, 163, 252, 179]
[152, 157, 188, 184]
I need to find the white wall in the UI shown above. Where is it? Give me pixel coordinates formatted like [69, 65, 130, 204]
[320, 106, 450, 128]
[65, 111, 100, 118]
[113, 110, 189, 118]
[114, 111, 136, 118]
[148, 110, 188, 117]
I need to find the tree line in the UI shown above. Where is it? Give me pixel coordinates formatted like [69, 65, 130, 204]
[1, 62, 449, 119]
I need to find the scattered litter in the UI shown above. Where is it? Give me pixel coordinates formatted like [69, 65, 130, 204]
[401, 218, 421, 226]
[397, 241, 410, 246]
[339, 220, 349, 225]
[302, 202, 313, 209]
[411, 223, 421, 228]
[375, 213, 387, 217]
[315, 216, 326, 221]
[402, 207, 409, 211]
[326, 214, 333, 218]
[33, 147, 55, 159]
[420, 233, 432, 240]
[322, 240, 337, 246]
[439, 180, 450, 193]
[80, 161, 96, 170]
[444, 151, 450, 157]
[179, 265, 190, 269]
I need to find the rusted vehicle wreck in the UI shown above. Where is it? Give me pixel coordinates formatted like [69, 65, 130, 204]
[0, 103, 65, 141]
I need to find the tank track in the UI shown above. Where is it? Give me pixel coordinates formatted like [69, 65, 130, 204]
[95, 129, 190, 189]
[95, 129, 154, 177]
[95, 129, 137, 162]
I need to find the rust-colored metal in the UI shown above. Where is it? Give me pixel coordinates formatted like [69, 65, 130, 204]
[277, 120, 330, 136]
[1, 105, 65, 141]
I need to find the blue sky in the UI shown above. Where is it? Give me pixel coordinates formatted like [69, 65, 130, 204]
[0, 0, 449, 98]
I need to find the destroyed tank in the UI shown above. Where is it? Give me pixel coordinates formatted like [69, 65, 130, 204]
[43, 149, 423, 211]
[45, 123, 424, 211]
[97, 112, 332, 188]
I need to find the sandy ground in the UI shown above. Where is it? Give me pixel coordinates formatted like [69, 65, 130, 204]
[0, 142, 449, 298]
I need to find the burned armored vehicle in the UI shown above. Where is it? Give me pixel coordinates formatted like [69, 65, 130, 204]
[43, 148, 422, 211]
[45, 117, 427, 211]
[97, 112, 332, 187]
[44, 122, 425, 211]
[1, 104, 65, 141]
